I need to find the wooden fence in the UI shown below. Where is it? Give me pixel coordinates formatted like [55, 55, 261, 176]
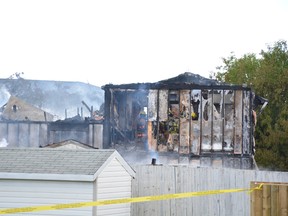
[251, 182, 288, 216]
[131, 165, 288, 216]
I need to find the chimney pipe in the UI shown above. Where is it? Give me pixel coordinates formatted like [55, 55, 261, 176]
[151, 158, 156, 165]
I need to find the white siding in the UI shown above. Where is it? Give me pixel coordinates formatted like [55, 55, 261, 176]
[0, 180, 94, 216]
[97, 158, 132, 216]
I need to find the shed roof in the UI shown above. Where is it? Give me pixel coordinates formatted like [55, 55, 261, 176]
[0, 148, 135, 181]
[44, 139, 97, 149]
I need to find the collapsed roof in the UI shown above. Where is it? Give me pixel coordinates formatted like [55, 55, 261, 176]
[102, 72, 245, 90]
[102, 72, 267, 111]
[158, 72, 221, 85]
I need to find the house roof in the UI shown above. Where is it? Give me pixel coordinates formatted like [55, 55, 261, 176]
[158, 72, 220, 85]
[1, 96, 54, 121]
[0, 148, 135, 181]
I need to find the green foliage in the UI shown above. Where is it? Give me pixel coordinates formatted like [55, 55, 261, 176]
[215, 40, 288, 171]
[216, 52, 259, 87]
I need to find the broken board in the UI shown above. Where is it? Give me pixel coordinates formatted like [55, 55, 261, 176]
[147, 90, 158, 151]
[179, 90, 190, 155]
[212, 90, 223, 151]
[147, 121, 157, 151]
[190, 120, 200, 155]
[242, 90, 251, 154]
[158, 90, 169, 152]
[148, 90, 158, 121]
[234, 90, 243, 154]
[223, 90, 234, 151]
[168, 104, 179, 152]
[190, 89, 201, 155]
[201, 90, 212, 151]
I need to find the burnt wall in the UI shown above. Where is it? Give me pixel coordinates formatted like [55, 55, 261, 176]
[103, 86, 254, 157]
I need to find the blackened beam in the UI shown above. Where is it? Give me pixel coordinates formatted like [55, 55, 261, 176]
[82, 101, 91, 112]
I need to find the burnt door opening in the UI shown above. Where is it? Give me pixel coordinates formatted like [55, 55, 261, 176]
[109, 89, 149, 146]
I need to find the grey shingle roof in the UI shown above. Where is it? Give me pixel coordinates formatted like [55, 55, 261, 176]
[0, 148, 116, 176]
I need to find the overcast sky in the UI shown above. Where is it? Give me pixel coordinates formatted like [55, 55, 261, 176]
[0, 0, 287, 87]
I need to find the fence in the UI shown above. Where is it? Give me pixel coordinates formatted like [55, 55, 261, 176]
[131, 165, 288, 216]
[251, 182, 288, 216]
[0, 121, 103, 148]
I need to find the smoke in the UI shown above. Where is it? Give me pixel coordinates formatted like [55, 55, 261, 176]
[0, 86, 11, 107]
[0, 138, 9, 147]
[149, 149, 159, 162]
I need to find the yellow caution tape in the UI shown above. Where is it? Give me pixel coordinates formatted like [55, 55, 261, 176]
[0, 184, 263, 215]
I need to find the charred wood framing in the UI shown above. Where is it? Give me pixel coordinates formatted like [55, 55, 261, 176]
[103, 88, 112, 148]
[102, 72, 267, 161]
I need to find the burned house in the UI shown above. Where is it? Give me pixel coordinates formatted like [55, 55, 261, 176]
[0, 96, 103, 149]
[102, 72, 267, 168]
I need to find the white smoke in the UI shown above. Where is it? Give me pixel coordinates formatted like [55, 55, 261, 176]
[0, 86, 11, 107]
[0, 138, 9, 147]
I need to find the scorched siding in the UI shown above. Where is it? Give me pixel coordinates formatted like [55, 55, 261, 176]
[0, 179, 94, 216]
[96, 158, 132, 216]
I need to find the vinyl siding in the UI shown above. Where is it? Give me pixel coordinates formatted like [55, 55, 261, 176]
[0, 179, 94, 216]
[97, 158, 132, 216]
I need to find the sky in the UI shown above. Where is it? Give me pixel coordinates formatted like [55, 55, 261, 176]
[0, 0, 287, 87]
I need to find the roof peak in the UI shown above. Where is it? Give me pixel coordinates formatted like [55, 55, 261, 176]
[158, 72, 220, 86]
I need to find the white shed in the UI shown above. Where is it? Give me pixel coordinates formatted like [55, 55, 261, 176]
[0, 148, 135, 216]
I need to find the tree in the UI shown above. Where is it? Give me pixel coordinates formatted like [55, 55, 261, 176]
[216, 52, 260, 86]
[255, 40, 288, 171]
[215, 40, 288, 171]
[8, 72, 24, 79]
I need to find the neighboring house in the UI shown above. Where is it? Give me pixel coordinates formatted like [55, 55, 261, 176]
[0, 148, 136, 216]
[0, 96, 54, 121]
[0, 78, 104, 120]
[44, 139, 98, 149]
